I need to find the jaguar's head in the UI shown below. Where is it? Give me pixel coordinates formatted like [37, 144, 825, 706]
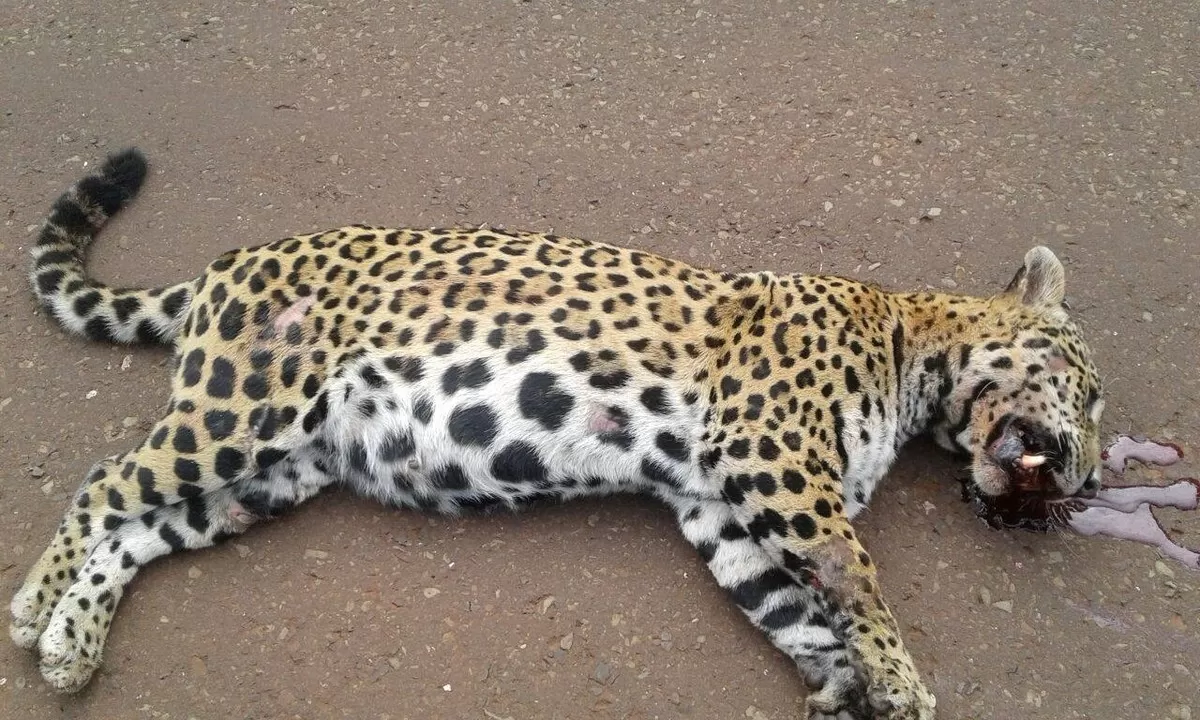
[931, 247, 1104, 500]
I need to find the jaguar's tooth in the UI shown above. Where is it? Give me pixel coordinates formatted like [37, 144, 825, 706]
[1019, 454, 1048, 468]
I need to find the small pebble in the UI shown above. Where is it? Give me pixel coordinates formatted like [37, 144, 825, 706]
[745, 706, 770, 720]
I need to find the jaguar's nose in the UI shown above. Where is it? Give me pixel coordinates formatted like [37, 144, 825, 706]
[1075, 472, 1101, 499]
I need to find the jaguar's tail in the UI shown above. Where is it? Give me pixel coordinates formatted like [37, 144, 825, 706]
[28, 148, 195, 345]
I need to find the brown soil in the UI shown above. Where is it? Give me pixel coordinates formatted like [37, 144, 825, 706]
[1, 2, 1197, 719]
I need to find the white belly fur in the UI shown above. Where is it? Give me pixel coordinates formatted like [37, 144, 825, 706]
[312, 348, 714, 512]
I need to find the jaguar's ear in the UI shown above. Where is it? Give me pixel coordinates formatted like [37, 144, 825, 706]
[1004, 246, 1065, 307]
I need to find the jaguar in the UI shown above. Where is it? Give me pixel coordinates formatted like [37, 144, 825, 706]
[11, 148, 1106, 719]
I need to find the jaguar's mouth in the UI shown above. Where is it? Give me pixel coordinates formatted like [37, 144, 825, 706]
[972, 416, 1063, 498]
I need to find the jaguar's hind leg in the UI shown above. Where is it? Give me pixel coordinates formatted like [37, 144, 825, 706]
[34, 449, 332, 692]
[10, 413, 239, 649]
[10, 453, 146, 649]
[11, 391, 321, 652]
[34, 488, 250, 691]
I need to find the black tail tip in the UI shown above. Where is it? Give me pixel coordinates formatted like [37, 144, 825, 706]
[101, 148, 148, 196]
[76, 148, 148, 216]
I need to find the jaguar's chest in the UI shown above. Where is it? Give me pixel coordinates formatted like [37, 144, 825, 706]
[838, 391, 902, 518]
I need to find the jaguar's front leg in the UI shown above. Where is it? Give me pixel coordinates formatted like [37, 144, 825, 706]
[661, 492, 873, 717]
[723, 461, 935, 719]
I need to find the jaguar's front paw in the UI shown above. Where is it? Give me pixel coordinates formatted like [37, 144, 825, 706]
[805, 665, 935, 720]
[865, 670, 936, 720]
[806, 693, 872, 719]
[804, 658, 873, 720]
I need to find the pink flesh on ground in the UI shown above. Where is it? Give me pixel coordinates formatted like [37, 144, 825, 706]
[1066, 501, 1199, 570]
[1058, 435, 1198, 571]
[1081, 479, 1199, 513]
[1101, 434, 1184, 473]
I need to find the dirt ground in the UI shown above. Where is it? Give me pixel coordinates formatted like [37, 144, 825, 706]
[1, 1, 1198, 719]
